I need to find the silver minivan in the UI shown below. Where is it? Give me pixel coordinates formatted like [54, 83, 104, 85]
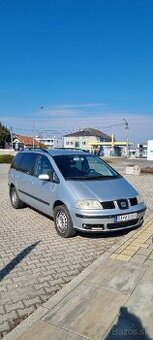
[8, 149, 146, 237]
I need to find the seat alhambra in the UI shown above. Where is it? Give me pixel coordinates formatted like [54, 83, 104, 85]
[8, 149, 146, 238]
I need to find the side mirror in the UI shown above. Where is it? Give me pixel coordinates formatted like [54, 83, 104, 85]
[52, 172, 60, 183]
[38, 174, 50, 181]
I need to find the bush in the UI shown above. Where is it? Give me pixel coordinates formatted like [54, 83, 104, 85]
[0, 154, 14, 163]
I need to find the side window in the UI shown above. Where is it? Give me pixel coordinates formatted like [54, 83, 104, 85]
[19, 153, 36, 174]
[11, 153, 25, 170]
[33, 155, 54, 178]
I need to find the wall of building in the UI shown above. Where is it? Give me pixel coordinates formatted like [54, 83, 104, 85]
[36, 137, 63, 149]
[64, 136, 100, 151]
[0, 149, 16, 155]
[147, 140, 153, 160]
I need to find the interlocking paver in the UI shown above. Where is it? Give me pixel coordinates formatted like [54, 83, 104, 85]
[0, 306, 4, 315]
[0, 164, 153, 338]
[0, 322, 9, 334]
[5, 301, 24, 313]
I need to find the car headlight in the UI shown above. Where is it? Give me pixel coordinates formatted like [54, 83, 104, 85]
[137, 194, 144, 204]
[76, 200, 102, 209]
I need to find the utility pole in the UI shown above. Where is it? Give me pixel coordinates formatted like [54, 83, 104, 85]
[32, 106, 44, 148]
[10, 127, 13, 149]
[32, 120, 35, 148]
[124, 119, 129, 157]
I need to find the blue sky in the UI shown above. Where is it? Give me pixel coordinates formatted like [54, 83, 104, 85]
[0, 0, 153, 142]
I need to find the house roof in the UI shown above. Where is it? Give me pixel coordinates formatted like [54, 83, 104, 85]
[14, 135, 40, 147]
[64, 128, 111, 140]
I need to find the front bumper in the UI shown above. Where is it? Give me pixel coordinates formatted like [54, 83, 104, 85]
[70, 204, 146, 233]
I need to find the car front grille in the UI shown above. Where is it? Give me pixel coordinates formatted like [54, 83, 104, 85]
[101, 197, 138, 210]
[101, 201, 115, 209]
[129, 197, 138, 206]
[117, 199, 129, 209]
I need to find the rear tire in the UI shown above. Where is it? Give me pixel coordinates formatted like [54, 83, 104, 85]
[10, 186, 24, 209]
[54, 205, 76, 238]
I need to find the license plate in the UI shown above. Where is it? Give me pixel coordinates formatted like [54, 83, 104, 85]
[114, 213, 137, 223]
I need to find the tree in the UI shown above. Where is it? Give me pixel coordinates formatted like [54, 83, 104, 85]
[38, 142, 48, 149]
[0, 122, 11, 148]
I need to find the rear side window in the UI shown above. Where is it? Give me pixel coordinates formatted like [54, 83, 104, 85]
[11, 153, 25, 170]
[19, 153, 36, 174]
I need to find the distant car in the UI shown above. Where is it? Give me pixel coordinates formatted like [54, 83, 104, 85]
[8, 149, 146, 238]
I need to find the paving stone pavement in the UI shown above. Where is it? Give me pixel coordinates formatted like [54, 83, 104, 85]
[0, 164, 153, 338]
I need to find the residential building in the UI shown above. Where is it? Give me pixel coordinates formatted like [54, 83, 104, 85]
[35, 136, 63, 149]
[64, 128, 111, 152]
[13, 135, 40, 150]
[147, 140, 153, 160]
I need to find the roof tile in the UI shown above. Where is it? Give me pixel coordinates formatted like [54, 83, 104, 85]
[16, 135, 40, 146]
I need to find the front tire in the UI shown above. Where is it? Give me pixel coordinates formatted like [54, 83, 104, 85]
[54, 205, 76, 238]
[10, 186, 24, 209]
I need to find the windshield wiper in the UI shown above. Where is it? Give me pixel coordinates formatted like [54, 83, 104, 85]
[82, 175, 104, 180]
[66, 175, 116, 180]
[66, 176, 85, 180]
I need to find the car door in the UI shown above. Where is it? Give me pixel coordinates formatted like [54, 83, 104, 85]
[16, 153, 37, 206]
[30, 154, 58, 216]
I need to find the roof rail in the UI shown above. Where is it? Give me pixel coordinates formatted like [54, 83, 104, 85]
[24, 148, 49, 154]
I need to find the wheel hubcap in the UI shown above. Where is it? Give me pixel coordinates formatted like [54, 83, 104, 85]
[56, 211, 68, 233]
[11, 190, 17, 205]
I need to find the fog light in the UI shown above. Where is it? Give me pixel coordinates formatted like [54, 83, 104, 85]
[82, 223, 90, 229]
[82, 224, 104, 230]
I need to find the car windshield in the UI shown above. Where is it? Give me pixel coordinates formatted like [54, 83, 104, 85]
[53, 154, 120, 180]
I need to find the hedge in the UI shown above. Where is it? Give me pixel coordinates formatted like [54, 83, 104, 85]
[0, 154, 14, 163]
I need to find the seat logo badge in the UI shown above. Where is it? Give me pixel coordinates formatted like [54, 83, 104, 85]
[121, 201, 127, 208]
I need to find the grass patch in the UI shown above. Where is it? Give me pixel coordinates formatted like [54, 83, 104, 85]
[0, 154, 14, 163]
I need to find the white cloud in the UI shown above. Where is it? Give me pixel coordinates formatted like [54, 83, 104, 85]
[47, 103, 107, 110]
[1, 106, 153, 143]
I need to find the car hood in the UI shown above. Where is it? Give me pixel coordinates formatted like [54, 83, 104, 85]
[67, 177, 138, 201]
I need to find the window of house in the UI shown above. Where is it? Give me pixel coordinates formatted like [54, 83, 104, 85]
[75, 141, 80, 147]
